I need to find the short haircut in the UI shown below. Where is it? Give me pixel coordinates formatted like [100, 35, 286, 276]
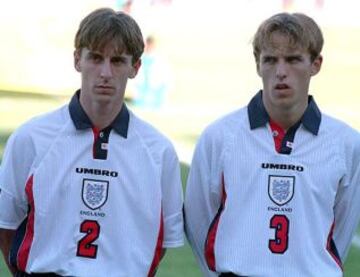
[252, 13, 323, 63]
[74, 8, 144, 64]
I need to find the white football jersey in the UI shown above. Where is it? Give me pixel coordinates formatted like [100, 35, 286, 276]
[0, 91, 184, 276]
[184, 91, 360, 277]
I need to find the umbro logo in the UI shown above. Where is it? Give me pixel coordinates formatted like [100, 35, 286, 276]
[76, 167, 118, 178]
[261, 163, 304, 172]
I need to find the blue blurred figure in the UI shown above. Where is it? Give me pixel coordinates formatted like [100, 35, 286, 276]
[133, 35, 172, 109]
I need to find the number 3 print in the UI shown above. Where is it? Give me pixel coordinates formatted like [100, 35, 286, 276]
[77, 220, 100, 258]
[269, 214, 289, 254]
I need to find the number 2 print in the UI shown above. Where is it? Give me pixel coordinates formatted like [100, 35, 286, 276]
[77, 220, 100, 258]
[269, 214, 289, 254]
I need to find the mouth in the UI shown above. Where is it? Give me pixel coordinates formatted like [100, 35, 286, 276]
[96, 85, 114, 89]
[275, 83, 290, 90]
[95, 85, 115, 93]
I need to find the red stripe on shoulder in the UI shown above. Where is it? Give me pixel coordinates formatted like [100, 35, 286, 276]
[205, 173, 227, 271]
[17, 175, 36, 271]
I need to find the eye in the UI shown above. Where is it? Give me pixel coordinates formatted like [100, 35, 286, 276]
[262, 56, 276, 65]
[111, 57, 127, 65]
[88, 53, 103, 63]
[287, 56, 303, 64]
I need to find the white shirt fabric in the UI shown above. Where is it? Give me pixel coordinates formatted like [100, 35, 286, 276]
[184, 91, 360, 277]
[0, 91, 184, 276]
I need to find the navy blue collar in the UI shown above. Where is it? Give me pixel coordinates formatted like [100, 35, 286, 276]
[69, 90, 129, 138]
[247, 90, 321, 135]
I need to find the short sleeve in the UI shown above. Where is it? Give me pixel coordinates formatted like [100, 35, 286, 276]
[0, 129, 34, 229]
[161, 145, 184, 248]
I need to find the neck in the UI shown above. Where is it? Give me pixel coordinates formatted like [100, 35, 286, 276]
[266, 103, 307, 131]
[80, 98, 122, 130]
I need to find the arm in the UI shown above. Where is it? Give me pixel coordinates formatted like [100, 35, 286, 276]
[161, 146, 184, 249]
[0, 228, 17, 275]
[149, 146, 184, 276]
[333, 135, 360, 261]
[0, 129, 34, 274]
[184, 133, 222, 276]
[149, 145, 183, 276]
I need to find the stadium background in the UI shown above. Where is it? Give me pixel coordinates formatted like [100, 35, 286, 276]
[0, 0, 359, 276]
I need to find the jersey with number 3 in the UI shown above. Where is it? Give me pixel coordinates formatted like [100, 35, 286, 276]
[184, 92, 360, 277]
[0, 92, 184, 276]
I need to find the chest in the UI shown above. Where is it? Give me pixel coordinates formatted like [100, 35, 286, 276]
[29, 132, 162, 217]
[222, 127, 344, 212]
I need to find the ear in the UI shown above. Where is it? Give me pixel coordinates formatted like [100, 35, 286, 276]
[129, 59, 142, 79]
[74, 50, 81, 72]
[311, 55, 323, 76]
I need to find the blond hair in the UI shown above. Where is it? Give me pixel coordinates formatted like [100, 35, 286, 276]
[253, 13, 323, 63]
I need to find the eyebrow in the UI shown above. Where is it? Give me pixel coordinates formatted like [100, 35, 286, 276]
[87, 51, 129, 59]
[261, 53, 304, 59]
[285, 54, 304, 59]
[86, 51, 102, 57]
[261, 55, 277, 60]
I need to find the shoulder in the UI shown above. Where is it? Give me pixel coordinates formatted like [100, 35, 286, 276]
[191, 107, 247, 171]
[321, 114, 360, 144]
[198, 107, 247, 146]
[0, 105, 70, 192]
[320, 114, 360, 162]
[6, 105, 70, 159]
[128, 110, 177, 158]
[13, 105, 68, 138]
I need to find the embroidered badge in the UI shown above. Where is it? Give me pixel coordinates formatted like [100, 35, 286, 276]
[268, 175, 295, 206]
[82, 179, 109, 210]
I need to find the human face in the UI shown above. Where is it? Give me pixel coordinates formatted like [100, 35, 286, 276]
[257, 32, 322, 116]
[74, 43, 141, 107]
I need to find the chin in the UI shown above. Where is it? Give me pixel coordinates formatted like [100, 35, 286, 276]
[273, 89, 293, 98]
[94, 94, 113, 103]
[276, 100, 297, 110]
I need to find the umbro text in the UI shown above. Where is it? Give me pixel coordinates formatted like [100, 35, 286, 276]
[262, 163, 304, 172]
[76, 167, 118, 177]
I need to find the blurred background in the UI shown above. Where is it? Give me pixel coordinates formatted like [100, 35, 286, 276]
[0, 0, 360, 276]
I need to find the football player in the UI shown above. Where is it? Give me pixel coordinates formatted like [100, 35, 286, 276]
[0, 8, 184, 276]
[185, 12, 360, 276]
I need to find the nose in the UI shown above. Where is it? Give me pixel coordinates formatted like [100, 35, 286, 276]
[100, 59, 112, 79]
[275, 61, 287, 80]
